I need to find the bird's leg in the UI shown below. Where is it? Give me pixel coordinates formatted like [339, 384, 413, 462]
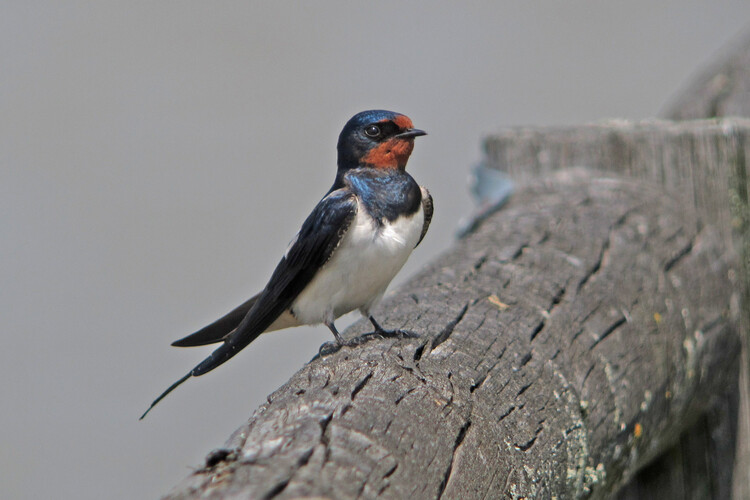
[369, 316, 388, 335]
[326, 320, 346, 344]
[326, 320, 359, 347]
[369, 316, 419, 338]
[320, 318, 418, 356]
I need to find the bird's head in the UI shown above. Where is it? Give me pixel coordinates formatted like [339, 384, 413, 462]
[337, 110, 426, 171]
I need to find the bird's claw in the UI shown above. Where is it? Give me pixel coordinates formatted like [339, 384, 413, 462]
[318, 341, 342, 356]
[372, 328, 420, 339]
[319, 329, 419, 356]
[318, 337, 364, 356]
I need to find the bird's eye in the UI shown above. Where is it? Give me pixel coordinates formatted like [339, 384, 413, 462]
[364, 125, 381, 137]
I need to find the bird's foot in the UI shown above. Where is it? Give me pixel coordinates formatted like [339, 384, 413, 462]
[372, 328, 420, 339]
[321, 320, 362, 353]
[318, 319, 420, 356]
[368, 316, 419, 339]
[318, 336, 370, 356]
[318, 341, 341, 356]
[319, 331, 417, 356]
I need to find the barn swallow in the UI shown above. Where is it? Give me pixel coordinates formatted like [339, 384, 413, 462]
[140, 110, 431, 419]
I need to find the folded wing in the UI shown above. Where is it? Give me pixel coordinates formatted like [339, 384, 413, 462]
[416, 186, 433, 247]
[140, 189, 358, 419]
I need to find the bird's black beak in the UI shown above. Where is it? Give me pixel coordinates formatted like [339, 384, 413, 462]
[395, 128, 427, 139]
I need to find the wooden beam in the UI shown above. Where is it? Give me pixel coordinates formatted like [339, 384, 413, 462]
[163, 167, 740, 499]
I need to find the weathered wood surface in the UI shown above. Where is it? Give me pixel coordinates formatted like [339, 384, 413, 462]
[483, 118, 750, 254]
[164, 170, 739, 499]
[663, 35, 750, 497]
[484, 119, 750, 498]
[616, 388, 740, 499]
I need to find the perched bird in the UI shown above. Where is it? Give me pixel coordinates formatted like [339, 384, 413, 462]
[141, 110, 432, 419]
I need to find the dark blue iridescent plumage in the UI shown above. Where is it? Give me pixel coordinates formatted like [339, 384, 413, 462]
[344, 168, 421, 223]
[140, 109, 430, 419]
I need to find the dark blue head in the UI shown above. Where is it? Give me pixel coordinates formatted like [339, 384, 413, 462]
[337, 110, 426, 171]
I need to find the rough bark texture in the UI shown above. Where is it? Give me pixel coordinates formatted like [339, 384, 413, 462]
[663, 35, 750, 497]
[483, 118, 749, 254]
[484, 119, 750, 499]
[164, 170, 739, 499]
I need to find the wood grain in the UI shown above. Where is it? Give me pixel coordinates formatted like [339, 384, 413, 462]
[164, 171, 739, 499]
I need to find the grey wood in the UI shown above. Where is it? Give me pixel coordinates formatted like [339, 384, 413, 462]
[484, 119, 750, 498]
[663, 38, 750, 496]
[163, 170, 740, 499]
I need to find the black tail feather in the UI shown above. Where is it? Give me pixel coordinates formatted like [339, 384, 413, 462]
[140, 325, 265, 419]
[171, 294, 260, 347]
[191, 329, 264, 377]
[142, 288, 288, 418]
[139, 371, 192, 420]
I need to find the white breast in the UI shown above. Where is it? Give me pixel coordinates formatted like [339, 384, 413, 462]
[290, 200, 424, 325]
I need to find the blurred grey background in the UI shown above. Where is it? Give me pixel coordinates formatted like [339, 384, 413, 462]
[2, 2, 749, 499]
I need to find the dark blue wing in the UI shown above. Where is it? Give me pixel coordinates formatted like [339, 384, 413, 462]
[192, 188, 358, 375]
[141, 189, 358, 419]
[416, 186, 433, 248]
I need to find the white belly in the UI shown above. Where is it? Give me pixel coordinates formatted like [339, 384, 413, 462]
[290, 201, 424, 325]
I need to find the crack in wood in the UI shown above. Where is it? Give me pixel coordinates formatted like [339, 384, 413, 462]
[383, 462, 398, 479]
[341, 403, 352, 416]
[376, 461, 398, 496]
[576, 238, 609, 293]
[531, 284, 567, 342]
[530, 319, 546, 342]
[498, 242, 530, 263]
[470, 374, 487, 393]
[515, 435, 537, 452]
[664, 240, 695, 272]
[204, 448, 235, 468]
[394, 387, 417, 405]
[551, 285, 566, 306]
[431, 303, 470, 351]
[436, 420, 472, 499]
[590, 316, 627, 349]
[413, 341, 427, 362]
[519, 351, 533, 367]
[517, 383, 532, 396]
[581, 363, 596, 394]
[498, 406, 515, 422]
[264, 477, 291, 499]
[398, 364, 427, 384]
[297, 447, 314, 468]
[473, 254, 489, 271]
[571, 328, 584, 344]
[514, 421, 545, 452]
[351, 373, 373, 400]
[463, 254, 490, 283]
[698, 315, 725, 333]
[470, 345, 508, 393]
[576, 208, 634, 294]
[319, 412, 333, 464]
[264, 446, 316, 499]
[511, 244, 528, 260]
